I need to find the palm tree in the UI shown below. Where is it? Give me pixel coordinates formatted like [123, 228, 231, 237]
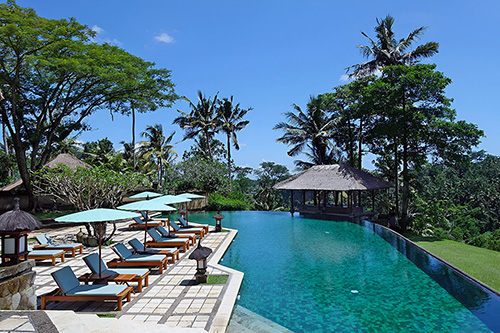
[138, 124, 177, 188]
[218, 96, 251, 191]
[173, 90, 220, 161]
[346, 15, 439, 78]
[274, 97, 340, 169]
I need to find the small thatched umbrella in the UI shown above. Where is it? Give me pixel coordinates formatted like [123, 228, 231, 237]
[0, 198, 41, 265]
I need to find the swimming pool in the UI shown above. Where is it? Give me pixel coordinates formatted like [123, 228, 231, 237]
[188, 211, 500, 332]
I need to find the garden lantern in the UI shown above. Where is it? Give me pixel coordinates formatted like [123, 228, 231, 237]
[0, 198, 41, 266]
[189, 241, 213, 283]
[213, 212, 225, 232]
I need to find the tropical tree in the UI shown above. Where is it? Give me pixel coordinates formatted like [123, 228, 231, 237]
[253, 161, 290, 210]
[82, 138, 115, 166]
[182, 137, 226, 162]
[274, 96, 340, 170]
[346, 14, 439, 78]
[51, 137, 83, 158]
[318, 76, 375, 169]
[218, 96, 252, 191]
[0, 2, 176, 209]
[173, 91, 220, 161]
[368, 64, 483, 226]
[138, 124, 177, 189]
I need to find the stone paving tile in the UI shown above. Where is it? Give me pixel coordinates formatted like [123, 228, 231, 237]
[31, 219, 232, 330]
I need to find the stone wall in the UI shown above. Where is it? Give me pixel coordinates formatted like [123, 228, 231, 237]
[0, 260, 36, 310]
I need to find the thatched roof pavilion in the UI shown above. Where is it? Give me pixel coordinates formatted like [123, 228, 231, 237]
[0, 153, 89, 211]
[1, 153, 89, 192]
[273, 164, 391, 218]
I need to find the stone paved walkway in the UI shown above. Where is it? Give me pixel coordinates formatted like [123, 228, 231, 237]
[26, 219, 239, 332]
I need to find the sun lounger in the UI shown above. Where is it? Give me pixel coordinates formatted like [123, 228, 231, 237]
[146, 228, 190, 252]
[26, 246, 65, 266]
[141, 212, 168, 223]
[177, 216, 210, 234]
[128, 238, 180, 263]
[156, 225, 196, 246]
[128, 216, 163, 230]
[108, 243, 168, 274]
[41, 266, 133, 311]
[35, 234, 83, 257]
[83, 253, 150, 292]
[169, 219, 205, 238]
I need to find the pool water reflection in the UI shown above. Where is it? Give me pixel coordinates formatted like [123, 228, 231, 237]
[188, 211, 499, 332]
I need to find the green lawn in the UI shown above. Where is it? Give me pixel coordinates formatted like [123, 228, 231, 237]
[404, 232, 500, 292]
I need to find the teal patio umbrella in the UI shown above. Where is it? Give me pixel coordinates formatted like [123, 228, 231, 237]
[117, 200, 176, 246]
[55, 208, 140, 277]
[150, 195, 191, 228]
[177, 193, 205, 199]
[129, 191, 162, 200]
[176, 193, 205, 222]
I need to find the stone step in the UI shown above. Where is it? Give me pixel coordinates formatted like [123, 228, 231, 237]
[227, 305, 292, 333]
[46, 310, 207, 333]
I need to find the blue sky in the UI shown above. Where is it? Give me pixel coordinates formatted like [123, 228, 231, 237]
[13, 0, 500, 171]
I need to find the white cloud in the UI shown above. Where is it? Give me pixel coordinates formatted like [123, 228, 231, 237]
[91, 25, 104, 34]
[104, 38, 123, 47]
[154, 32, 175, 44]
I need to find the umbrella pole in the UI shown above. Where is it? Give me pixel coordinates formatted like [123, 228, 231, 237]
[144, 211, 148, 248]
[168, 212, 171, 232]
[185, 202, 189, 222]
[99, 223, 102, 278]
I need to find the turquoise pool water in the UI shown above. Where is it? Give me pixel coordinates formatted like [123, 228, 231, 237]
[187, 211, 499, 332]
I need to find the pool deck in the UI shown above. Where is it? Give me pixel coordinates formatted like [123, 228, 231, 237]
[0, 220, 243, 332]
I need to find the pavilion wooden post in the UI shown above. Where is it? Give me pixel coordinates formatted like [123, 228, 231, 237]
[290, 190, 294, 216]
[371, 190, 375, 211]
[313, 191, 317, 206]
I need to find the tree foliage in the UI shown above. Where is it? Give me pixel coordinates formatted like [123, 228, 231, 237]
[274, 97, 340, 170]
[33, 164, 148, 242]
[347, 14, 439, 78]
[0, 1, 176, 209]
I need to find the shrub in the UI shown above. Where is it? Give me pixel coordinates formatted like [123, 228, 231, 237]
[208, 193, 251, 211]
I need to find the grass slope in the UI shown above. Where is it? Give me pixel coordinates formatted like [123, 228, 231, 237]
[404, 233, 500, 292]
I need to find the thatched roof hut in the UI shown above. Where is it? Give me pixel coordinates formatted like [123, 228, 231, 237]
[273, 164, 391, 218]
[273, 164, 391, 191]
[1, 153, 89, 192]
[0, 153, 89, 211]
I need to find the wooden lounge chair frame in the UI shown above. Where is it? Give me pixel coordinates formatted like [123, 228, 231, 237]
[146, 229, 190, 252]
[109, 243, 169, 274]
[156, 226, 196, 246]
[78, 272, 149, 293]
[41, 286, 132, 311]
[128, 238, 180, 264]
[128, 217, 163, 230]
[177, 216, 210, 234]
[82, 253, 151, 292]
[168, 220, 205, 238]
[27, 250, 65, 266]
[107, 258, 167, 274]
[35, 234, 83, 257]
[41, 266, 133, 311]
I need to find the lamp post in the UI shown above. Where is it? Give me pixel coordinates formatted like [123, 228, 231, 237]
[0, 198, 41, 266]
[189, 241, 212, 283]
[213, 212, 225, 232]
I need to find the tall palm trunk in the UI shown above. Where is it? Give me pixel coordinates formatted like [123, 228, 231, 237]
[132, 106, 136, 171]
[227, 133, 232, 192]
